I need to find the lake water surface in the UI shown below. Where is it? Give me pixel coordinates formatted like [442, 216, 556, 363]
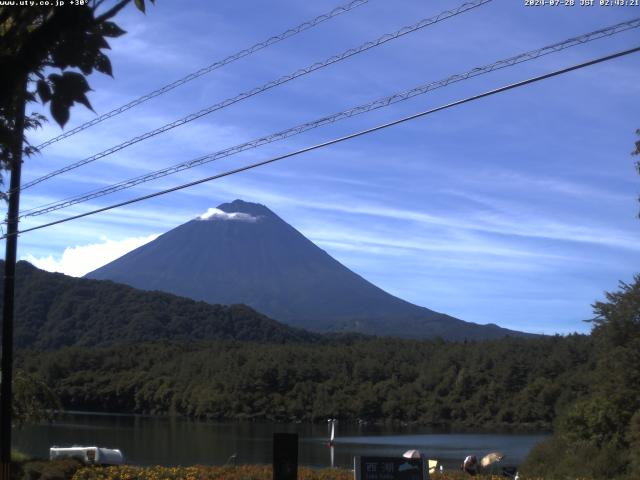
[15, 413, 548, 470]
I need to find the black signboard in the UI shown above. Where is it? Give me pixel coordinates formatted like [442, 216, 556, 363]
[273, 433, 298, 480]
[354, 456, 427, 480]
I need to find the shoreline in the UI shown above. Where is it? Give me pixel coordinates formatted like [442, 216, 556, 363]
[55, 410, 553, 434]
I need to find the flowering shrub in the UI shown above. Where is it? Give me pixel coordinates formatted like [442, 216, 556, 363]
[71, 465, 350, 480]
[70, 465, 568, 480]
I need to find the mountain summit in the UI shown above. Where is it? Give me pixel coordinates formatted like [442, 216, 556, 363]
[86, 200, 525, 340]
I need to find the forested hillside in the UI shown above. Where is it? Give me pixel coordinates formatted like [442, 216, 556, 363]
[0, 261, 320, 348]
[18, 335, 592, 428]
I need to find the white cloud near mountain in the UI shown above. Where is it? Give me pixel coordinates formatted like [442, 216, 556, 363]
[21, 234, 159, 277]
[197, 207, 258, 222]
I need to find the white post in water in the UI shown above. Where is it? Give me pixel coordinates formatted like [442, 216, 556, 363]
[328, 418, 336, 446]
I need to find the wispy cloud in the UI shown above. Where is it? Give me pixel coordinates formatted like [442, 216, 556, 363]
[202, 185, 640, 252]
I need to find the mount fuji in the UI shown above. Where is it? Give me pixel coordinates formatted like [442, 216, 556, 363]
[86, 200, 526, 340]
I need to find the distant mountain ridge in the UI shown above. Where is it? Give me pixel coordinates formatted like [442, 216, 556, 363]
[86, 199, 528, 340]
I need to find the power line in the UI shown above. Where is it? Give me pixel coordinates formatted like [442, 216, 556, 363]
[16, 0, 493, 193]
[17, 17, 640, 220]
[34, 0, 371, 151]
[6, 45, 639, 240]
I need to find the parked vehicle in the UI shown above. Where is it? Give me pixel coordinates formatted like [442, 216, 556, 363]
[49, 446, 124, 465]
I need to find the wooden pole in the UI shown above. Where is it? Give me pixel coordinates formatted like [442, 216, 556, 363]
[0, 76, 27, 480]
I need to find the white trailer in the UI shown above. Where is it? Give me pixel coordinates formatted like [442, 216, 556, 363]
[49, 446, 124, 465]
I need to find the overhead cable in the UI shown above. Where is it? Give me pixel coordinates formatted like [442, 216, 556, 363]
[18, 17, 640, 220]
[34, 0, 371, 150]
[17, 0, 493, 193]
[6, 45, 639, 239]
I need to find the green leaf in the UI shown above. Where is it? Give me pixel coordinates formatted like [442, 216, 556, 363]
[48, 71, 94, 121]
[77, 57, 94, 76]
[50, 99, 70, 127]
[95, 35, 110, 50]
[47, 73, 62, 90]
[24, 112, 46, 130]
[100, 21, 126, 38]
[24, 145, 39, 157]
[36, 80, 51, 104]
[61, 71, 91, 94]
[61, 72, 93, 111]
[75, 92, 93, 112]
[134, 0, 145, 13]
[94, 52, 113, 77]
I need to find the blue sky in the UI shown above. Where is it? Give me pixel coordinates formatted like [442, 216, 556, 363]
[8, 0, 640, 334]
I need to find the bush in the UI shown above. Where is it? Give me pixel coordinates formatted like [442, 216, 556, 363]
[520, 434, 629, 479]
[70, 465, 542, 480]
[21, 458, 83, 480]
[71, 465, 350, 480]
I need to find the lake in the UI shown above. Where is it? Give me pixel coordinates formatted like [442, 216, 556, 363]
[15, 412, 548, 470]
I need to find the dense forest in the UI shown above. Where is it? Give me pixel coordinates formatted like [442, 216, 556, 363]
[18, 334, 592, 429]
[0, 261, 321, 348]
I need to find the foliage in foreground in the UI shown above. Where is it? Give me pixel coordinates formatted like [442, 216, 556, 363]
[69, 465, 550, 480]
[13, 458, 82, 480]
[521, 276, 640, 479]
[6, 460, 596, 480]
[0, 0, 153, 185]
[2, 261, 319, 349]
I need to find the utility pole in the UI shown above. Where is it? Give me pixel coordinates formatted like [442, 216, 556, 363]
[0, 76, 27, 480]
